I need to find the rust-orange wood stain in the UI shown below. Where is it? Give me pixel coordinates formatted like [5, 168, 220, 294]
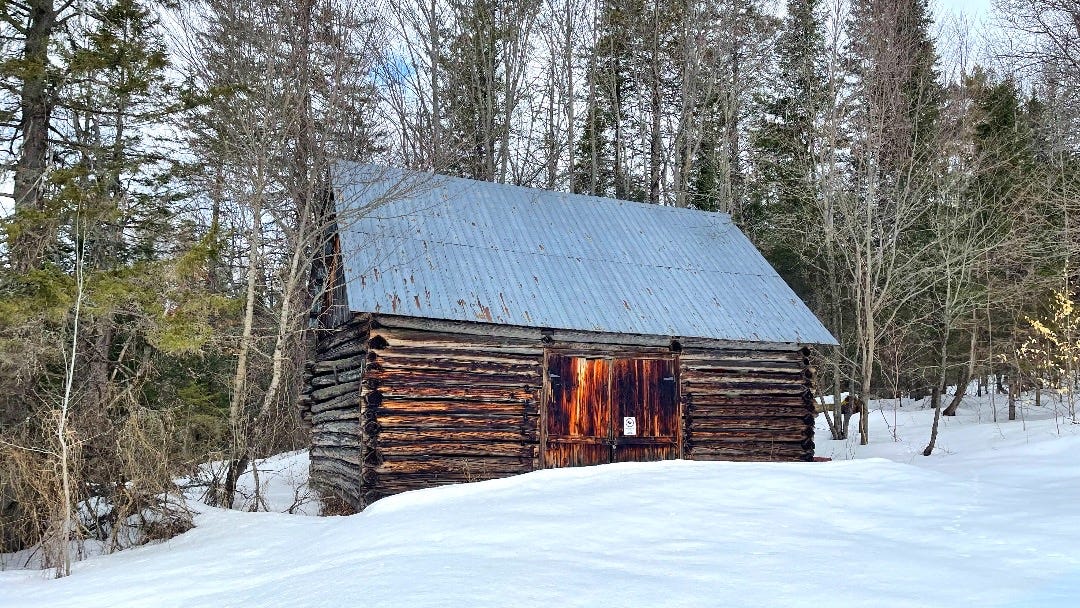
[545, 354, 679, 467]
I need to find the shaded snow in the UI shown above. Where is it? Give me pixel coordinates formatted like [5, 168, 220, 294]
[183, 450, 319, 516]
[3, 391, 1080, 607]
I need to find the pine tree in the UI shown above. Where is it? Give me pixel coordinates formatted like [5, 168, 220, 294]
[751, 0, 825, 292]
[437, 0, 540, 183]
[572, 0, 639, 199]
[1, 0, 68, 273]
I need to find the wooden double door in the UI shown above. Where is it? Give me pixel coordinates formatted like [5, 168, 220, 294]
[543, 353, 680, 468]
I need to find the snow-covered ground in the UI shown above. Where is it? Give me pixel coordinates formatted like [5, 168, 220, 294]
[3, 390, 1080, 607]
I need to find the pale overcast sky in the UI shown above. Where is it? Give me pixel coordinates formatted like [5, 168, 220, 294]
[936, 0, 996, 23]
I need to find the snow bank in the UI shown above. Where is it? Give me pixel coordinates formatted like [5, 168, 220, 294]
[182, 450, 319, 515]
[3, 392, 1080, 607]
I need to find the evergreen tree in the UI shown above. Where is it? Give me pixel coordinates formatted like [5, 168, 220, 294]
[751, 0, 826, 296]
[1, 0, 68, 273]
[572, 0, 640, 199]
[438, 0, 540, 183]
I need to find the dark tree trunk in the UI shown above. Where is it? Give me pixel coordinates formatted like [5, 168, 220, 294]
[11, 0, 57, 272]
[943, 328, 976, 417]
[1008, 371, 1017, 420]
[223, 453, 251, 509]
[924, 384, 941, 457]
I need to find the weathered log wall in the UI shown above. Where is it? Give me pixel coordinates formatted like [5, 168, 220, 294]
[305, 313, 817, 511]
[681, 346, 815, 461]
[360, 315, 543, 506]
[303, 315, 371, 510]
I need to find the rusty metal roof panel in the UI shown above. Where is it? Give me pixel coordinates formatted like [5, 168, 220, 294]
[331, 163, 837, 345]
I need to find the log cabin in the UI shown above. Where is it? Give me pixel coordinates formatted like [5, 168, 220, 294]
[302, 164, 838, 511]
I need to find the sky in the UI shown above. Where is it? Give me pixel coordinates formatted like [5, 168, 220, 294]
[939, 0, 996, 20]
[933, 0, 1011, 79]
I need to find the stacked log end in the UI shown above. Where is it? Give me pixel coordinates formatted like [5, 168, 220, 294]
[306, 315, 371, 512]
[680, 345, 815, 462]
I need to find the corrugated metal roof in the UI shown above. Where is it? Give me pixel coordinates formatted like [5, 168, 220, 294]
[331, 163, 837, 345]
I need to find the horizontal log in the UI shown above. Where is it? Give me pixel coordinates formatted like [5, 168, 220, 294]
[686, 443, 810, 457]
[688, 428, 810, 442]
[377, 429, 536, 444]
[688, 405, 813, 418]
[680, 349, 805, 363]
[318, 339, 368, 361]
[366, 371, 539, 390]
[309, 466, 361, 491]
[685, 383, 809, 395]
[687, 417, 812, 432]
[682, 376, 809, 390]
[376, 413, 534, 429]
[308, 352, 367, 375]
[371, 326, 536, 348]
[310, 457, 362, 485]
[367, 356, 540, 375]
[689, 417, 813, 430]
[310, 366, 365, 388]
[311, 445, 364, 467]
[372, 313, 805, 352]
[370, 349, 542, 367]
[687, 436, 813, 450]
[373, 457, 531, 476]
[367, 366, 540, 385]
[312, 431, 362, 448]
[312, 419, 360, 435]
[311, 407, 362, 425]
[372, 314, 544, 339]
[376, 442, 533, 459]
[369, 390, 534, 406]
[374, 385, 537, 401]
[684, 390, 809, 402]
[309, 391, 361, 416]
[686, 394, 810, 407]
[310, 473, 362, 500]
[311, 380, 363, 403]
[372, 342, 544, 358]
[310, 469, 360, 490]
[686, 401, 812, 412]
[681, 369, 809, 383]
[681, 360, 805, 373]
[316, 319, 371, 352]
[375, 399, 536, 417]
[375, 429, 540, 444]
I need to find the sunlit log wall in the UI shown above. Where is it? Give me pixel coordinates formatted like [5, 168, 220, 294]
[303, 313, 816, 512]
[680, 346, 815, 461]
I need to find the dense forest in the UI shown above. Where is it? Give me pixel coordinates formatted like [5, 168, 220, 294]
[1, 0, 1078, 574]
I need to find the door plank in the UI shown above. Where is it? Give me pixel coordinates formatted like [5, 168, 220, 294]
[545, 355, 612, 467]
[612, 357, 679, 462]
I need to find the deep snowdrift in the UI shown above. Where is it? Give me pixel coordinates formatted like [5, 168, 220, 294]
[3, 393, 1080, 607]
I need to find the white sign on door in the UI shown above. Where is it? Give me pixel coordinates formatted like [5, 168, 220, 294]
[623, 417, 637, 436]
